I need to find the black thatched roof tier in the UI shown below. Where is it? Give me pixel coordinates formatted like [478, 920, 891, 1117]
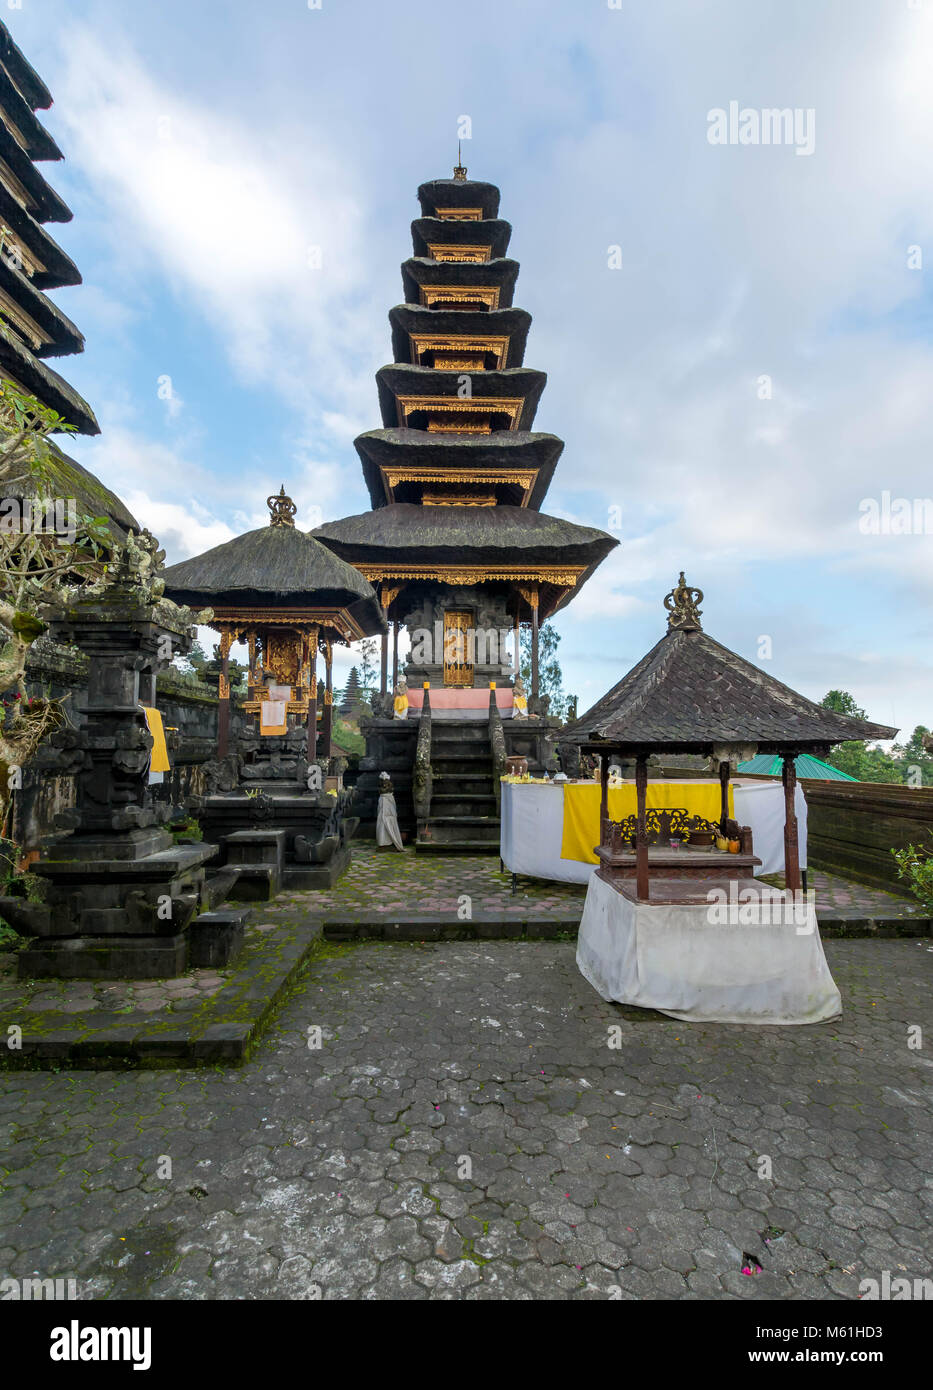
[418, 178, 500, 220]
[0, 254, 83, 357]
[389, 305, 531, 368]
[410, 217, 511, 261]
[1, 440, 137, 537]
[0, 181, 80, 289]
[0, 322, 98, 434]
[562, 627, 898, 756]
[161, 520, 385, 636]
[0, 65, 61, 161]
[314, 504, 617, 617]
[0, 122, 71, 222]
[375, 363, 545, 431]
[354, 428, 563, 511]
[402, 257, 519, 310]
[0, 20, 53, 110]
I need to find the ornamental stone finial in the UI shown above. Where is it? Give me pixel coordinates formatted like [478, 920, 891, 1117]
[663, 571, 704, 632]
[268, 485, 297, 528]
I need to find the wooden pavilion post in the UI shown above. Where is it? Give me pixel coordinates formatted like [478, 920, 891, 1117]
[635, 752, 650, 903]
[599, 752, 609, 848]
[719, 758, 731, 829]
[392, 619, 399, 694]
[217, 628, 232, 760]
[513, 613, 521, 679]
[306, 625, 319, 763]
[321, 637, 334, 766]
[530, 586, 540, 707]
[781, 750, 802, 894]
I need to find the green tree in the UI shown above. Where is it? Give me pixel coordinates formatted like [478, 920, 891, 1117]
[520, 622, 575, 722]
[891, 725, 933, 788]
[820, 690, 902, 783]
[357, 639, 379, 699]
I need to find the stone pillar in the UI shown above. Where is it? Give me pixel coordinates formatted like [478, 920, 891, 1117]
[635, 753, 649, 902]
[15, 538, 218, 979]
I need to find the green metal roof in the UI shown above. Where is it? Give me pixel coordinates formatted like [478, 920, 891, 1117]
[737, 753, 858, 781]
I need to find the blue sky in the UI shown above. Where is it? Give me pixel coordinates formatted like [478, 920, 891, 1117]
[12, 0, 933, 736]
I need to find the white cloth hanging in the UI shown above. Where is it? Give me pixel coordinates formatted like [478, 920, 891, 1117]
[376, 791, 403, 850]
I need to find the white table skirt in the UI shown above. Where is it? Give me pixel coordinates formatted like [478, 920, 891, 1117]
[499, 780, 807, 884]
[576, 872, 841, 1024]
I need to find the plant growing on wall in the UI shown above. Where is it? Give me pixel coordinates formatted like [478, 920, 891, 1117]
[891, 839, 933, 917]
[0, 383, 114, 828]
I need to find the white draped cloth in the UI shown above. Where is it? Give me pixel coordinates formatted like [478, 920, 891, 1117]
[499, 780, 808, 884]
[576, 872, 841, 1025]
[376, 791, 403, 850]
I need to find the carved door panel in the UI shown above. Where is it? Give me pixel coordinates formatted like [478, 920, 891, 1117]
[443, 610, 474, 687]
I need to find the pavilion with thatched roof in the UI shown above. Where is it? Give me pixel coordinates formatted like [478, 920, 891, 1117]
[561, 572, 897, 901]
[162, 487, 384, 763]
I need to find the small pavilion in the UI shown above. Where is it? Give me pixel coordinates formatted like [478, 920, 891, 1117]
[162, 487, 385, 767]
[561, 573, 897, 902]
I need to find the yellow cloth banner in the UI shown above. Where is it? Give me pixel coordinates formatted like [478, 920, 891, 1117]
[141, 705, 170, 773]
[560, 781, 734, 864]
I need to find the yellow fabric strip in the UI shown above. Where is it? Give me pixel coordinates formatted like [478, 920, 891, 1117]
[141, 705, 170, 773]
[560, 781, 735, 865]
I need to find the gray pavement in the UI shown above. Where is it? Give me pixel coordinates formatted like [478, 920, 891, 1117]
[1, 937, 931, 1300]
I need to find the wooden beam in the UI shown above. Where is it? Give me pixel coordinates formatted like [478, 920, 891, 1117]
[530, 588, 539, 704]
[217, 628, 232, 760]
[719, 759, 731, 828]
[306, 627, 319, 763]
[599, 753, 609, 847]
[782, 751, 802, 893]
[635, 753, 649, 903]
[321, 639, 334, 765]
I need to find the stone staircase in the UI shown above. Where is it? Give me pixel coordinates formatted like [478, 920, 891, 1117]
[415, 719, 500, 854]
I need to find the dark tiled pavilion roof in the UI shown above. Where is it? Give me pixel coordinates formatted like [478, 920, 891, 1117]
[562, 575, 898, 755]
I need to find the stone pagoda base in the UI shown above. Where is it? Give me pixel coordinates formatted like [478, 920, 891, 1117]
[17, 829, 221, 980]
[192, 783, 356, 891]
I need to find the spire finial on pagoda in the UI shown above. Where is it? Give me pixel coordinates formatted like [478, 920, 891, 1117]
[664, 571, 703, 632]
[268, 485, 297, 528]
[453, 141, 468, 181]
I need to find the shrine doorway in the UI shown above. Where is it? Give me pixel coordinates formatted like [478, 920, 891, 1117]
[443, 609, 474, 686]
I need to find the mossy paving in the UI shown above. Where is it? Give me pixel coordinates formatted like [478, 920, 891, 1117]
[2, 937, 928, 1299]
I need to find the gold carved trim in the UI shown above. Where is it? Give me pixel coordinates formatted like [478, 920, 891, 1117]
[427, 243, 491, 263]
[422, 492, 497, 507]
[420, 285, 500, 311]
[409, 334, 509, 368]
[381, 465, 536, 506]
[218, 674, 230, 699]
[434, 207, 482, 220]
[207, 607, 369, 643]
[355, 564, 583, 587]
[395, 395, 523, 431]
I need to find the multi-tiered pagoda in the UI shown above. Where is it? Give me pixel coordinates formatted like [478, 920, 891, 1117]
[0, 21, 97, 435]
[315, 159, 616, 705]
[316, 160, 617, 847]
